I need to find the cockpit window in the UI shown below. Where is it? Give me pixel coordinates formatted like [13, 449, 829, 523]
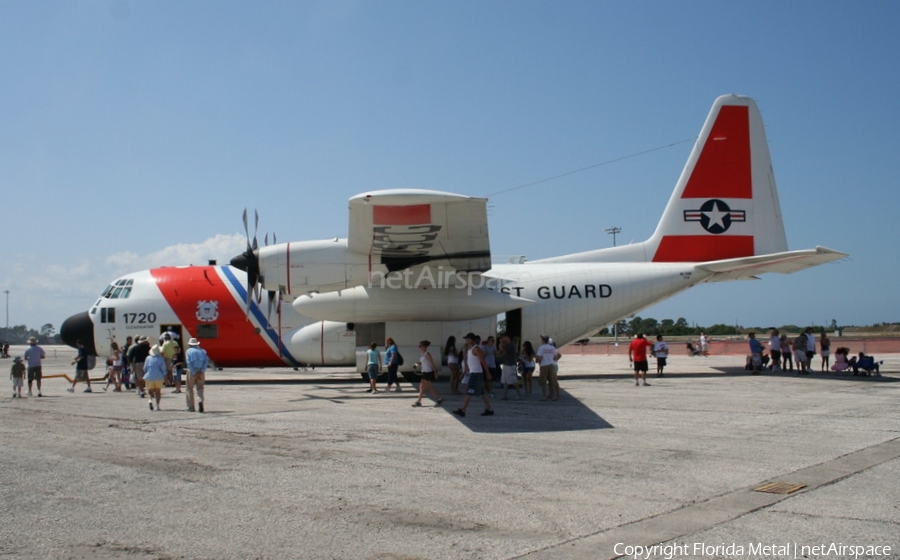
[101, 278, 134, 299]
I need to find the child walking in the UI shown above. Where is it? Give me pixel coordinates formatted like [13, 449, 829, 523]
[11, 356, 26, 398]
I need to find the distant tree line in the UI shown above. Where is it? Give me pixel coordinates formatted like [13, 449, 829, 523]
[0, 324, 61, 345]
[594, 317, 859, 337]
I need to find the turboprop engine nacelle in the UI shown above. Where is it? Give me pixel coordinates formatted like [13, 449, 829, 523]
[286, 320, 356, 366]
[257, 239, 386, 297]
[293, 284, 534, 322]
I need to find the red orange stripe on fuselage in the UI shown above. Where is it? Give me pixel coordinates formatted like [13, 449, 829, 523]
[150, 267, 289, 367]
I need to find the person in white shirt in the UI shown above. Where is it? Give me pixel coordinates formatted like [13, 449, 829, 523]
[412, 340, 442, 407]
[804, 328, 816, 373]
[768, 329, 782, 372]
[652, 335, 669, 376]
[536, 335, 560, 401]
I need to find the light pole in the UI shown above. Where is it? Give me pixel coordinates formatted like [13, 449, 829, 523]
[2, 290, 8, 331]
[604, 226, 621, 247]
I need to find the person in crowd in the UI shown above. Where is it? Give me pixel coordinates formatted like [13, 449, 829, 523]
[792, 332, 809, 375]
[105, 341, 123, 392]
[11, 356, 25, 398]
[831, 347, 851, 373]
[482, 336, 498, 397]
[24, 336, 45, 397]
[748, 332, 763, 374]
[653, 335, 669, 377]
[453, 333, 493, 418]
[68, 339, 92, 393]
[171, 349, 184, 393]
[412, 340, 442, 407]
[780, 333, 793, 371]
[819, 332, 831, 372]
[143, 345, 167, 411]
[499, 333, 521, 400]
[127, 336, 151, 397]
[550, 338, 561, 397]
[519, 341, 536, 395]
[804, 327, 816, 373]
[120, 336, 133, 390]
[185, 338, 209, 412]
[445, 336, 462, 395]
[768, 329, 781, 372]
[366, 342, 380, 394]
[160, 333, 180, 387]
[384, 337, 402, 392]
[537, 335, 561, 399]
[629, 333, 652, 386]
[852, 352, 881, 376]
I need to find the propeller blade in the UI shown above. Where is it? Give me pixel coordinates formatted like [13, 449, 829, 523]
[267, 290, 276, 320]
[264, 232, 269, 247]
[236, 208, 262, 319]
[242, 209, 251, 251]
[252, 209, 259, 249]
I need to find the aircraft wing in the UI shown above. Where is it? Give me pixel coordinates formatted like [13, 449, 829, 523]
[348, 189, 491, 273]
[697, 246, 848, 282]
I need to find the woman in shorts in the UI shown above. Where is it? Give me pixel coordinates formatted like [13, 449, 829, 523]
[412, 340, 442, 407]
[820, 333, 831, 372]
[445, 336, 461, 395]
[519, 341, 536, 395]
[143, 346, 167, 411]
[105, 341, 123, 392]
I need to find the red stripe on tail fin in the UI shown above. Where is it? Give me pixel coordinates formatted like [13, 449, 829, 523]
[652, 235, 754, 262]
[373, 204, 431, 225]
[681, 105, 752, 199]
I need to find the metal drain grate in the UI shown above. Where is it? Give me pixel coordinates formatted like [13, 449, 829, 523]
[754, 482, 807, 494]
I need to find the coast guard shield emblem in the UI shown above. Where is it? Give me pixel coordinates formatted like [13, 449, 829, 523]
[195, 300, 219, 322]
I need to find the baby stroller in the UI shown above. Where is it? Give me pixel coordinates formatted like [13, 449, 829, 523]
[686, 342, 703, 357]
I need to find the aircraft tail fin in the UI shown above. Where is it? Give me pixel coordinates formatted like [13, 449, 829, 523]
[646, 94, 787, 262]
[536, 95, 789, 265]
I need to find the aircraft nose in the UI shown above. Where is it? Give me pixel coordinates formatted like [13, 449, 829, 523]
[60, 311, 97, 355]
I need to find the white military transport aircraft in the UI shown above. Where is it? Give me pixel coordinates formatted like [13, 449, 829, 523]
[61, 95, 845, 371]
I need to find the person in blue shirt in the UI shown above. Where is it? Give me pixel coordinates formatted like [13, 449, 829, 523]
[185, 338, 209, 412]
[365, 342, 381, 394]
[143, 345, 167, 411]
[748, 333, 763, 375]
[384, 337, 401, 392]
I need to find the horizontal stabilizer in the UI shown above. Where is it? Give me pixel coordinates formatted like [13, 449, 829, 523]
[697, 246, 848, 282]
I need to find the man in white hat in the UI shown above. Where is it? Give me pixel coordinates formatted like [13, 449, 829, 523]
[24, 336, 45, 396]
[185, 338, 209, 413]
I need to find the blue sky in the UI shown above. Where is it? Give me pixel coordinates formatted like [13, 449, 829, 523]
[1, 0, 898, 332]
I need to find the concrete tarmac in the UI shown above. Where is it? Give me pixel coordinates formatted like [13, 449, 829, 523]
[1, 347, 898, 559]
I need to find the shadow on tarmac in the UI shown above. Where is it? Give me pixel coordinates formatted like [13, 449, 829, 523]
[283, 385, 614, 433]
[565, 368, 899, 382]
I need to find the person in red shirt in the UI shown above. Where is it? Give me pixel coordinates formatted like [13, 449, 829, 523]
[628, 333, 653, 387]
